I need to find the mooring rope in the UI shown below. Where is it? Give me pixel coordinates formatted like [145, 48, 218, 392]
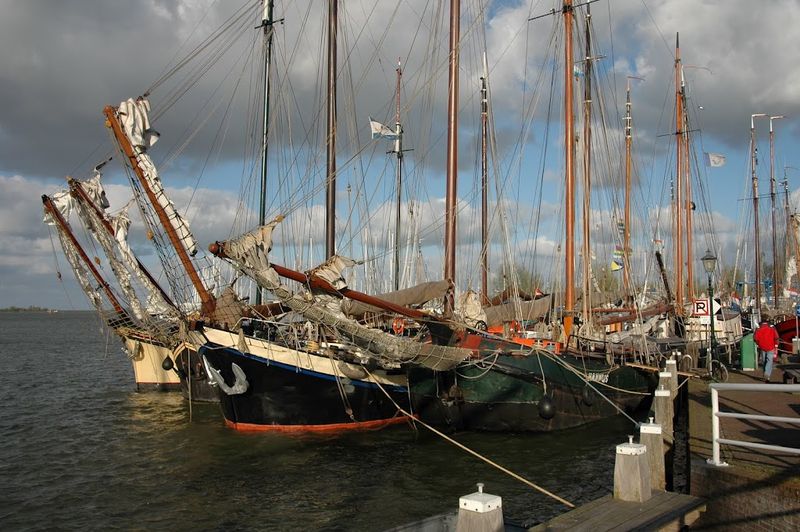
[364, 367, 575, 509]
[531, 347, 642, 427]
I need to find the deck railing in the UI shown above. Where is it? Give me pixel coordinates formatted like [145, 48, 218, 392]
[708, 382, 800, 466]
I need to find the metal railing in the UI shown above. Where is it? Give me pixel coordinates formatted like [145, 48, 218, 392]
[708, 383, 800, 466]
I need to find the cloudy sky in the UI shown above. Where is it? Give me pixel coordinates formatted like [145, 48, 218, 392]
[2, 0, 800, 309]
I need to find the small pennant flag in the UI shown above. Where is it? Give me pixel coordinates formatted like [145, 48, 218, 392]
[704, 152, 726, 167]
[613, 245, 624, 258]
[611, 260, 624, 272]
[369, 117, 399, 140]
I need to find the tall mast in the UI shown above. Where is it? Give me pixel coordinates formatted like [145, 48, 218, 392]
[783, 171, 793, 285]
[623, 77, 638, 296]
[42, 194, 126, 315]
[325, 0, 338, 259]
[103, 105, 216, 316]
[580, 6, 592, 323]
[769, 115, 785, 306]
[257, 0, 276, 304]
[682, 69, 694, 300]
[393, 61, 404, 291]
[480, 58, 489, 304]
[563, 0, 576, 336]
[751, 113, 767, 315]
[673, 33, 684, 312]
[444, 0, 460, 315]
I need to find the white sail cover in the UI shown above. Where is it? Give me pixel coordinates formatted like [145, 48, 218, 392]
[117, 98, 198, 256]
[455, 290, 487, 328]
[42, 190, 75, 224]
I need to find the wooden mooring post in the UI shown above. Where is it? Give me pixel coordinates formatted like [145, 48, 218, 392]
[639, 418, 666, 491]
[614, 436, 652, 503]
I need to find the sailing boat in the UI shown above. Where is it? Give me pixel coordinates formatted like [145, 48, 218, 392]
[42, 172, 189, 394]
[204, 0, 661, 432]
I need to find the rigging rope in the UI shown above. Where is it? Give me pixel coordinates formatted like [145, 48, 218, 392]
[364, 366, 575, 509]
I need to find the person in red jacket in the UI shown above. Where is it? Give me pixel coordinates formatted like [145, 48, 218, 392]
[753, 319, 779, 382]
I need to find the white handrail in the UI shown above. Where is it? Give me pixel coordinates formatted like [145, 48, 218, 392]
[708, 383, 800, 466]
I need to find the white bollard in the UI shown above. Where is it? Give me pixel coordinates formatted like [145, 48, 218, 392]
[614, 436, 652, 503]
[456, 483, 503, 532]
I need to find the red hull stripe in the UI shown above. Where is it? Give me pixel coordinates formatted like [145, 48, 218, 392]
[224, 414, 413, 433]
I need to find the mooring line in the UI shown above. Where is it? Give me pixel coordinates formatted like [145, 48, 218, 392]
[364, 368, 575, 508]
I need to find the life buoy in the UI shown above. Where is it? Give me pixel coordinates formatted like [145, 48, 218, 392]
[392, 318, 405, 335]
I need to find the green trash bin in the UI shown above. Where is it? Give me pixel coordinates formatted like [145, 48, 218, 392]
[740, 333, 756, 371]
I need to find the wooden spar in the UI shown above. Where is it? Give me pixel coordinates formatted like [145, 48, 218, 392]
[67, 177, 176, 309]
[42, 194, 126, 315]
[751, 113, 767, 314]
[480, 60, 489, 304]
[563, 0, 576, 336]
[783, 172, 792, 283]
[393, 61, 404, 292]
[580, 7, 592, 323]
[674, 33, 684, 312]
[257, 0, 276, 305]
[103, 105, 216, 316]
[325, 0, 338, 259]
[682, 76, 694, 300]
[623, 79, 633, 295]
[655, 250, 674, 305]
[444, 0, 460, 315]
[769, 116, 785, 306]
[208, 242, 431, 321]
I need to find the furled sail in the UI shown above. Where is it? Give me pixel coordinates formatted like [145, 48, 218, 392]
[216, 219, 471, 371]
[341, 280, 450, 318]
[117, 98, 198, 256]
[43, 210, 103, 311]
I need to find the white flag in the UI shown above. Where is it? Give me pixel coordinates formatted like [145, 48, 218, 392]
[369, 117, 399, 140]
[704, 152, 726, 167]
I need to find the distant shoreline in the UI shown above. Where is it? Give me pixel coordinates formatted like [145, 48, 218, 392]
[0, 307, 88, 313]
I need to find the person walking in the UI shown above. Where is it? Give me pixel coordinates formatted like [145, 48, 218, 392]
[753, 319, 779, 383]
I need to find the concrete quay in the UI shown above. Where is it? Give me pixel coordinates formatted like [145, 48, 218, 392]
[687, 368, 800, 530]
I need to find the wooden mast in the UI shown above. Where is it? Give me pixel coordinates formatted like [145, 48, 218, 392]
[103, 105, 216, 316]
[682, 71, 694, 300]
[563, 0, 576, 336]
[42, 194, 126, 315]
[623, 78, 638, 296]
[257, 0, 276, 305]
[769, 115, 785, 306]
[580, 6, 592, 324]
[480, 60, 489, 304]
[67, 177, 175, 309]
[673, 33, 684, 312]
[751, 112, 767, 315]
[325, 0, 338, 259]
[393, 61, 404, 291]
[444, 0, 460, 315]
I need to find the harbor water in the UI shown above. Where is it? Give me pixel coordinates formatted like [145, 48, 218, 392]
[2, 311, 642, 530]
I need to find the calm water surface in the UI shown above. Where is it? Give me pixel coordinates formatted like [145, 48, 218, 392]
[0, 312, 640, 530]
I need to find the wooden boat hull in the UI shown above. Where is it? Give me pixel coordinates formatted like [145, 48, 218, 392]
[121, 333, 218, 402]
[408, 336, 656, 432]
[123, 336, 181, 392]
[773, 317, 799, 354]
[200, 343, 411, 432]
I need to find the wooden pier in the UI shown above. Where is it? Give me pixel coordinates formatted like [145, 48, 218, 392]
[528, 490, 705, 531]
